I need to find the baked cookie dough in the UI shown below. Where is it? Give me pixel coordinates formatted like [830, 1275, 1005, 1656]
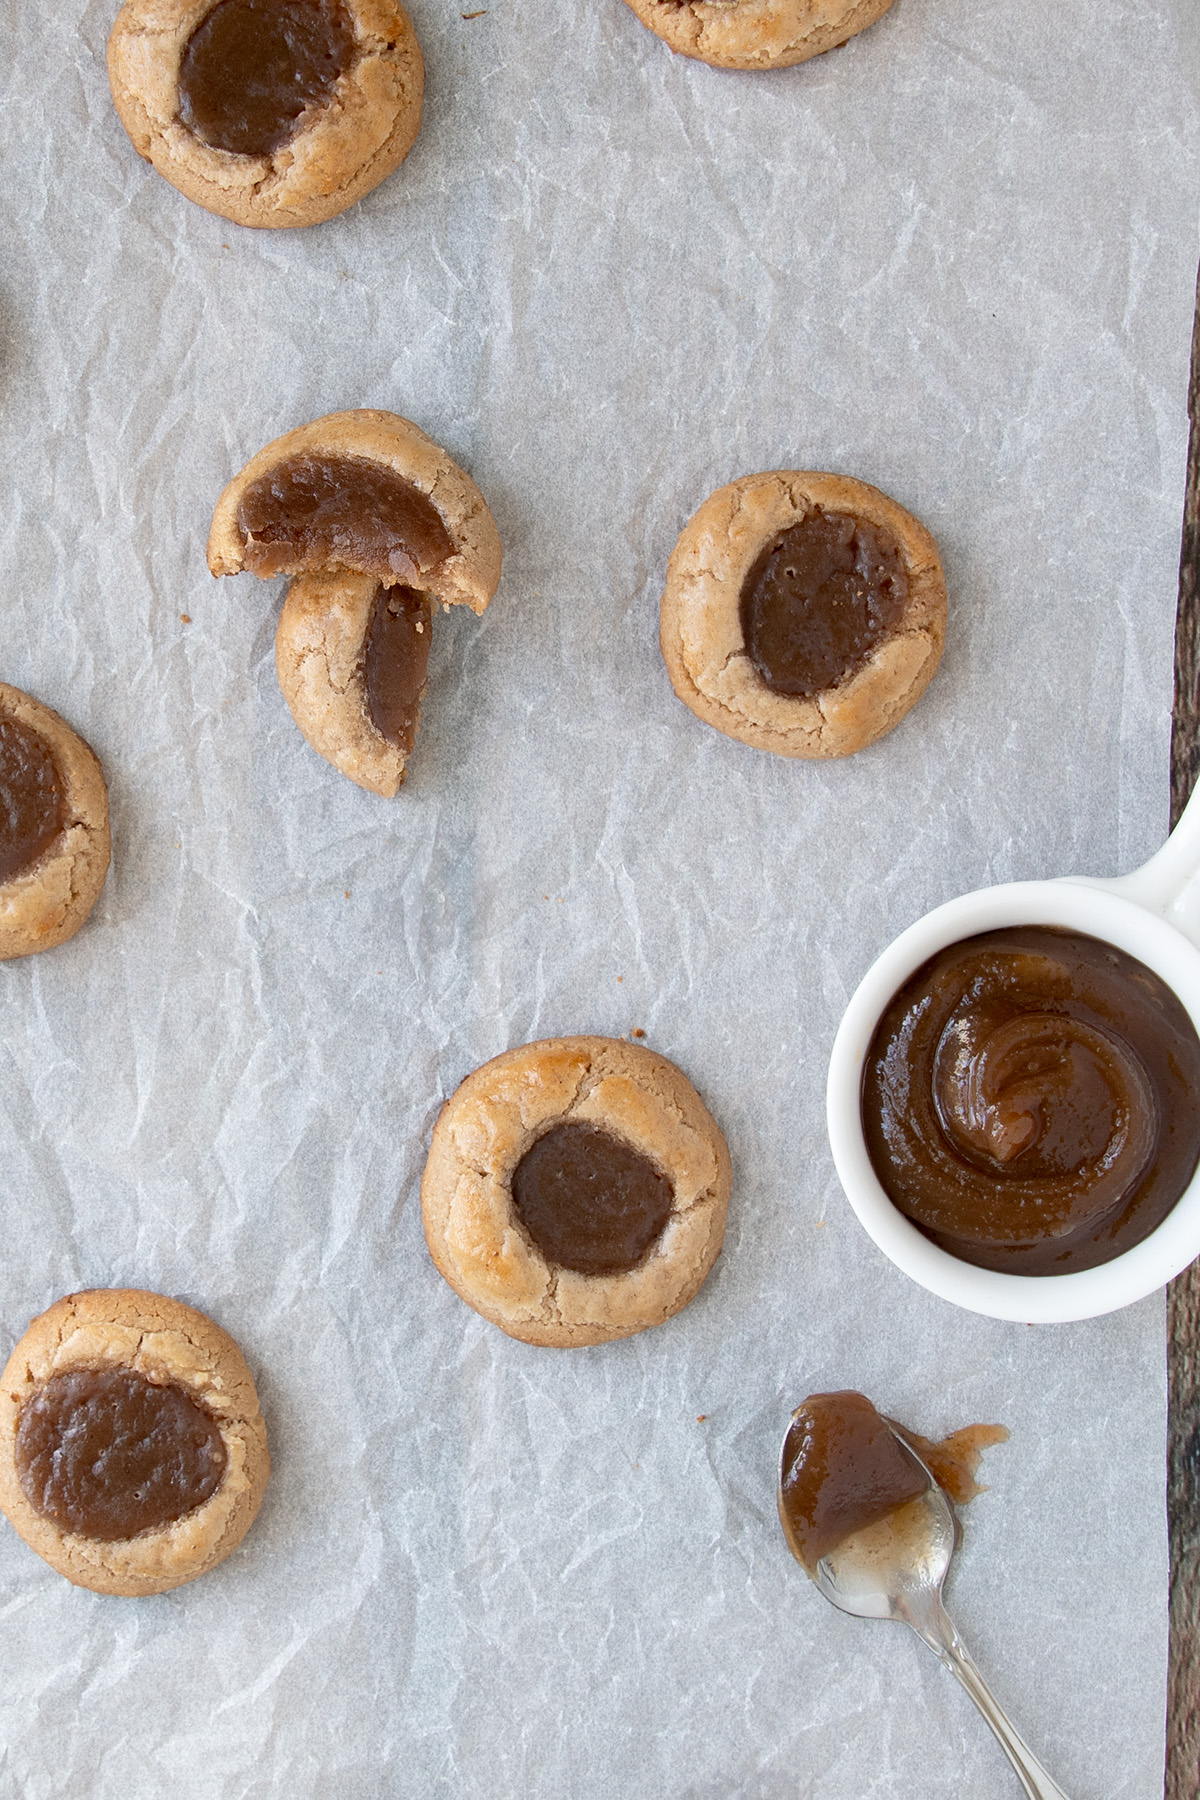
[108, 0, 424, 229]
[619, 0, 896, 70]
[0, 1289, 269, 1596]
[209, 409, 502, 794]
[0, 683, 110, 960]
[659, 471, 946, 759]
[421, 1036, 732, 1347]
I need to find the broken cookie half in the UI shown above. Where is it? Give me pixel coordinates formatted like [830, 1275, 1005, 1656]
[208, 409, 502, 795]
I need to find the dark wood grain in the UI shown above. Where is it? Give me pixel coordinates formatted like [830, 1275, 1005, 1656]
[1167, 263, 1200, 1800]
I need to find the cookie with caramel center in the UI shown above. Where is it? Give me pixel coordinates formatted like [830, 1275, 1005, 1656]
[0, 683, 110, 960]
[209, 410, 502, 795]
[108, 0, 424, 229]
[0, 1290, 270, 1596]
[421, 1036, 732, 1347]
[620, 0, 896, 70]
[659, 471, 946, 759]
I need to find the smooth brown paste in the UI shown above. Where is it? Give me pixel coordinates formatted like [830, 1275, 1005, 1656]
[238, 455, 454, 584]
[779, 1390, 1007, 1577]
[178, 0, 357, 159]
[739, 511, 908, 697]
[898, 1419, 1009, 1507]
[862, 927, 1200, 1274]
[15, 1367, 227, 1541]
[364, 584, 432, 751]
[0, 717, 66, 884]
[511, 1120, 675, 1276]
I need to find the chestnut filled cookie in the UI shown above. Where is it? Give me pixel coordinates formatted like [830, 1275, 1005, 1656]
[421, 1036, 732, 1346]
[0, 682, 110, 960]
[659, 470, 946, 759]
[108, 0, 424, 228]
[0, 1289, 270, 1595]
[619, 0, 896, 71]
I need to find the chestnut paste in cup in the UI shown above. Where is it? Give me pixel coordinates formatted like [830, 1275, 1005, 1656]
[15, 1368, 227, 1540]
[236, 455, 454, 582]
[739, 510, 908, 696]
[779, 1391, 1007, 1578]
[511, 1120, 675, 1276]
[862, 926, 1200, 1275]
[0, 716, 65, 883]
[178, 0, 357, 158]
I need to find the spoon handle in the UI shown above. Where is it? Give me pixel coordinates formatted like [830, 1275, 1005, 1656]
[900, 1594, 1073, 1800]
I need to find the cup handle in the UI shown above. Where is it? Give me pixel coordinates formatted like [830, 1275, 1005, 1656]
[1063, 781, 1200, 951]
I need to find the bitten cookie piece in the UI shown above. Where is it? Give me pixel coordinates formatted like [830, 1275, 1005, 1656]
[659, 471, 946, 759]
[0, 683, 110, 960]
[108, 0, 424, 229]
[421, 1037, 732, 1347]
[619, 0, 895, 70]
[0, 1290, 270, 1596]
[209, 409, 502, 795]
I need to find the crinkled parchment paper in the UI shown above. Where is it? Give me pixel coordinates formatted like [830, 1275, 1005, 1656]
[1, 1, 1198, 1794]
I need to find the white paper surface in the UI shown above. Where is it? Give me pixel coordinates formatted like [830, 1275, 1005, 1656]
[1, 1, 1198, 1795]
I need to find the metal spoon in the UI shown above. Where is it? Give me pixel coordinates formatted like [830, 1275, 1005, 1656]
[778, 1422, 1072, 1800]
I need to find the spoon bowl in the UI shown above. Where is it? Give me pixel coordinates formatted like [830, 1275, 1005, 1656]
[813, 1478, 955, 1624]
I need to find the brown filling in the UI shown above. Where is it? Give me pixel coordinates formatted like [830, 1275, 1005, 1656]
[862, 927, 1200, 1274]
[779, 1391, 928, 1576]
[739, 510, 908, 697]
[510, 1120, 675, 1276]
[897, 1419, 1009, 1507]
[237, 455, 454, 584]
[364, 584, 432, 752]
[178, 0, 357, 159]
[0, 716, 66, 884]
[779, 1390, 1006, 1576]
[15, 1367, 227, 1541]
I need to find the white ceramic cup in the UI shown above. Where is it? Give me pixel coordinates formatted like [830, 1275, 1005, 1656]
[826, 784, 1200, 1321]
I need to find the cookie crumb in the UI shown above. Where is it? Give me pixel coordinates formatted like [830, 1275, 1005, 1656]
[632, 1028, 646, 1039]
[696, 1414, 707, 1423]
[344, 889, 350, 899]
[180, 613, 191, 624]
[617, 975, 623, 983]
[462, 8, 487, 15]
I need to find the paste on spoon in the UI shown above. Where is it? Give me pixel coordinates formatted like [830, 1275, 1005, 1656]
[779, 1390, 1007, 1577]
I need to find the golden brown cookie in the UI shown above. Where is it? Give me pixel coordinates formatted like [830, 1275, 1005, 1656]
[619, 0, 896, 70]
[210, 409, 502, 794]
[421, 1037, 732, 1347]
[659, 471, 946, 759]
[0, 1289, 270, 1596]
[107, 0, 424, 230]
[0, 684, 111, 961]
